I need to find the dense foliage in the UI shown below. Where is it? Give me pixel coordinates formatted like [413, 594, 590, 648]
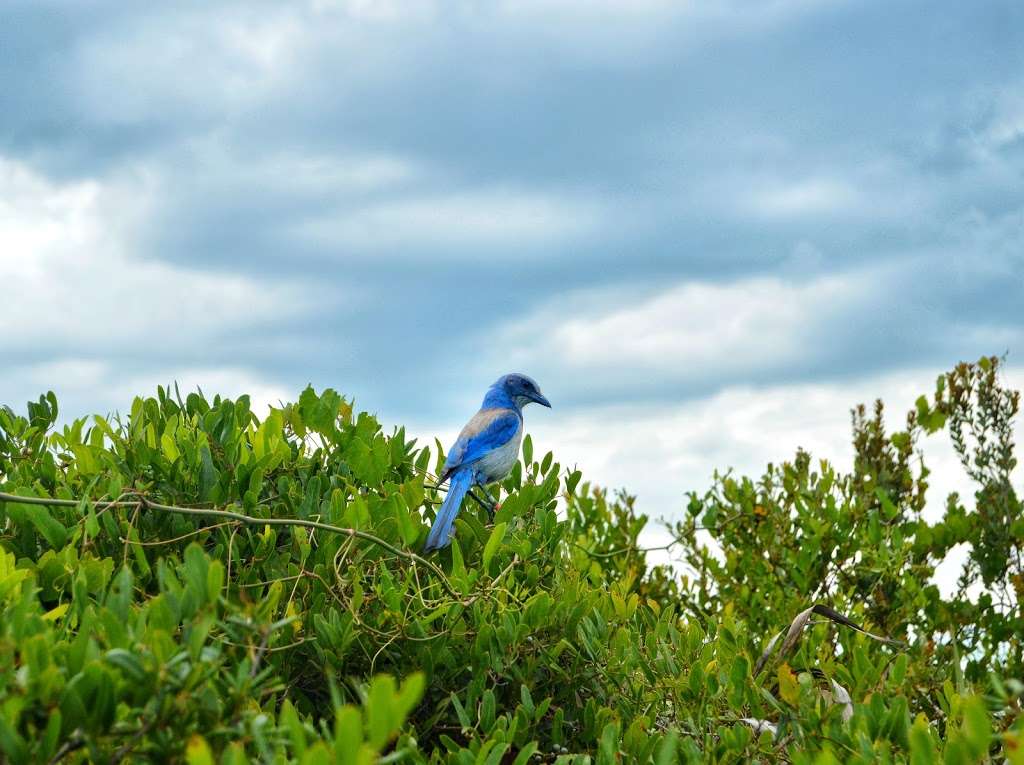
[1, 357, 1021, 763]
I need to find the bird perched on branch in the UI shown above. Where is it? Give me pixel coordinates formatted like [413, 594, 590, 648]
[424, 373, 551, 553]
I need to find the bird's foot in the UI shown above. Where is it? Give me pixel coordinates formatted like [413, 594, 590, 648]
[484, 502, 502, 524]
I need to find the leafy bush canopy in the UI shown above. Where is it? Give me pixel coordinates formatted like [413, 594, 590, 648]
[0, 357, 1021, 763]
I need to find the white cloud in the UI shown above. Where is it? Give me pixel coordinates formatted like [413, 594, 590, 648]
[494, 272, 870, 388]
[55, 0, 850, 130]
[987, 105, 1024, 151]
[310, 0, 439, 21]
[748, 177, 863, 217]
[168, 139, 421, 198]
[296, 188, 600, 253]
[68, 6, 306, 122]
[0, 156, 312, 354]
[952, 82, 1024, 161]
[17, 360, 110, 392]
[494, 0, 849, 53]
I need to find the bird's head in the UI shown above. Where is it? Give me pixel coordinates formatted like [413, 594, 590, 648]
[494, 373, 551, 410]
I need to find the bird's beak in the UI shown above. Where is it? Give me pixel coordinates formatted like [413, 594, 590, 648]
[531, 392, 552, 408]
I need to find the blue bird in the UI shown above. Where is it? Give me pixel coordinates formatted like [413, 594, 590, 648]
[424, 373, 551, 553]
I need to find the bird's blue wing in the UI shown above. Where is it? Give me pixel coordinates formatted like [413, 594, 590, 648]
[443, 408, 520, 478]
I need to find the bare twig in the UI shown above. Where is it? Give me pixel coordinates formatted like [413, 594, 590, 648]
[573, 540, 679, 559]
[250, 627, 274, 678]
[120, 520, 237, 546]
[47, 731, 84, 765]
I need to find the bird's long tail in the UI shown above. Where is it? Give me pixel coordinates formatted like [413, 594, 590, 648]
[424, 468, 473, 553]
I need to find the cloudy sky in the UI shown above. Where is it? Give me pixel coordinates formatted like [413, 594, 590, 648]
[2, 0, 1022, 554]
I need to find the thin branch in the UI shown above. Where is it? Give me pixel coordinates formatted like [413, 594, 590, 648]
[0, 491, 462, 600]
[47, 731, 84, 765]
[573, 540, 679, 559]
[120, 520, 237, 546]
[0, 494, 143, 510]
[110, 720, 155, 765]
[250, 627, 274, 678]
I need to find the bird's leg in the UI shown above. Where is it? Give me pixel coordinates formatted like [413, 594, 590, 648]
[467, 490, 492, 516]
[476, 483, 500, 522]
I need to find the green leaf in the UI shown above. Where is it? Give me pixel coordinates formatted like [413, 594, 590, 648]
[450, 539, 469, 594]
[198, 444, 219, 501]
[909, 713, 937, 765]
[566, 470, 582, 495]
[483, 743, 510, 765]
[206, 560, 224, 603]
[396, 673, 425, 719]
[892, 654, 908, 685]
[59, 673, 89, 732]
[185, 735, 214, 765]
[598, 722, 619, 765]
[0, 717, 28, 763]
[391, 495, 418, 546]
[366, 675, 398, 749]
[655, 732, 678, 765]
[71, 443, 99, 475]
[104, 649, 146, 683]
[301, 743, 332, 765]
[161, 431, 180, 462]
[777, 664, 800, 705]
[281, 700, 307, 757]
[11, 500, 68, 549]
[520, 684, 535, 717]
[482, 522, 507, 572]
[961, 696, 991, 759]
[334, 706, 362, 765]
[450, 692, 471, 729]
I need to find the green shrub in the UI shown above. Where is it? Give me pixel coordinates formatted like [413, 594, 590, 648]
[0, 357, 1021, 763]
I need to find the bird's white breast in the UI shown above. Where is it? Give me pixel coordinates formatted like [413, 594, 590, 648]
[476, 419, 523, 483]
